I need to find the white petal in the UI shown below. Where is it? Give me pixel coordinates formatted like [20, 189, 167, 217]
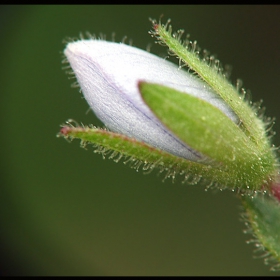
[64, 40, 238, 161]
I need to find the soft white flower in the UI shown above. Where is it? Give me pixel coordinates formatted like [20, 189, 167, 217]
[64, 40, 238, 161]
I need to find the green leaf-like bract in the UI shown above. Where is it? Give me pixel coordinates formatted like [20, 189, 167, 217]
[241, 194, 280, 271]
[58, 125, 235, 188]
[139, 82, 277, 192]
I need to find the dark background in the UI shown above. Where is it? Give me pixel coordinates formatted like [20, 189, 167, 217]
[1, 5, 280, 276]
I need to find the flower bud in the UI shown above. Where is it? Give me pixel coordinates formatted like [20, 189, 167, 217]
[64, 40, 237, 161]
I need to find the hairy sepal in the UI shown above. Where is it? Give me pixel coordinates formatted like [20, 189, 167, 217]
[58, 122, 246, 189]
[139, 81, 277, 192]
[151, 20, 271, 154]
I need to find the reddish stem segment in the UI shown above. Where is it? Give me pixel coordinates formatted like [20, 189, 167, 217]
[271, 182, 280, 202]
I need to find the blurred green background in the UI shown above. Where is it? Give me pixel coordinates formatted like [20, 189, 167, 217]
[1, 5, 280, 276]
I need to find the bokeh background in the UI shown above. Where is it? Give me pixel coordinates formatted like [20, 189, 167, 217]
[1, 5, 280, 276]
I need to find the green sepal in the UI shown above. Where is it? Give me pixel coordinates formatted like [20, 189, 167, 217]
[139, 81, 277, 192]
[241, 194, 280, 271]
[152, 21, 268, 149]
[57, 123, 209, 181]
[58, 122, 249, 190]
